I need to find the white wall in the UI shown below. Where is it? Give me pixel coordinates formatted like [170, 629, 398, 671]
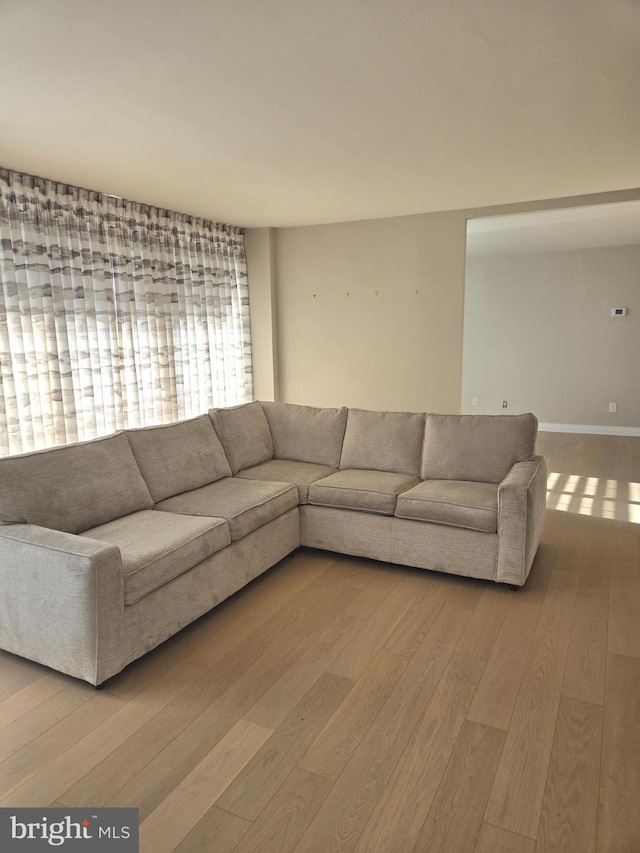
[462, 244, 640, 427]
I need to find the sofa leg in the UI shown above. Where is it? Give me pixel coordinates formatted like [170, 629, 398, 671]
[93, 682, 105, 690]
[509, 584, 522, 592]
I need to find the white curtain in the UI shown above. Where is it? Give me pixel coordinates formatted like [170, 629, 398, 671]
[0, 168, 253, 456]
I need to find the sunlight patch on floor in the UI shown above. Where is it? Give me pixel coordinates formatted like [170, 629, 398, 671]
[546, 472, 640, 523]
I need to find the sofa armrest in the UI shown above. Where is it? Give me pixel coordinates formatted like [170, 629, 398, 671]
[0, 524, 125, 685]
[496, 455, 548, 586]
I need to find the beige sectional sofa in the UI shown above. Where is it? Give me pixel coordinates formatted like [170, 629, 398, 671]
[0, 402, 547, 686]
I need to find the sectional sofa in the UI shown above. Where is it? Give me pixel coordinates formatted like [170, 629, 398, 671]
[0, 402, 547, 686]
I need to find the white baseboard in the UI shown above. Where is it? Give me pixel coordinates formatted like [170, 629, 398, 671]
[539, 422, 640, 437]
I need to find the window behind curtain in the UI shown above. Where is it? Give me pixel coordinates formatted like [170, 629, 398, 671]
[0, 168, 253, 456]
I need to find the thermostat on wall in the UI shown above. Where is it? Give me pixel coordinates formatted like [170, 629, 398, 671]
[611, 307, 627, 317]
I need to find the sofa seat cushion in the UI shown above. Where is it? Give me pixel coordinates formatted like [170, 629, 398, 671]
[309, 470, 419, 516]
[154, 477, 299, 541]
[80, 510, 230, 605]
[236, 459, 337, 503]
[395, 480, 498, 533]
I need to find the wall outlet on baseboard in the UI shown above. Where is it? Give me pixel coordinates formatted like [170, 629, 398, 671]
[502, 400, 508, 408]
[609, 402, 617, 413]
[472, 396, 479, 407]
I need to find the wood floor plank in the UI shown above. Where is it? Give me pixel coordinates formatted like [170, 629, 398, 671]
[106, 577, 361, 820]
[456, 585, 512, 660]
[338, 569, 402, 620]
[0, 679, 94, 765]
[353, 654, 485, 853]
[553, 510, 589, 573]
[73, 568, 357, 808]
[140, 719, 273, 853]
[298, 650, 408, 781]
[535, 696, 602, 853]
[484, 566, 580, 839]
[576, 515, 612, 600]
[474, 823, 536, 853]
[328, 573, 426, 680]
[467, 595, 540, 730]
[0, 672, 69, 731]
[4, 661, 203, 807]
[607, 520, 640, 658]
[0, 651, 22, 679]
[562, 591, 608, 705]
[235, 768, 334, 853]
[382, 576, 452, 659]
[64, 665, 248, 809]
[179, 583, 301, 671]
[334, 555, 378, 590]
[411, 720, 505, 853]
[445, 577, 486, 612]
[173, 806, 251, 853]
[291, 600, 477, 853]
[0, 690, 123, 802]
[0, 663, 48, 704]
[598, 652, 640, 852]
[217, 672, 353, 821]
[614, 437, 632, 482]
[244, 613, 362, 729]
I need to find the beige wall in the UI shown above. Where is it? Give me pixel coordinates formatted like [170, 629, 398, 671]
[245, 188, 640, 414]
[462, 244, 640, 427]
[269, 212, 468, 411]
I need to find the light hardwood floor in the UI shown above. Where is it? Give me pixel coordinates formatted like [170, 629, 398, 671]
[0, 431, 639, 852]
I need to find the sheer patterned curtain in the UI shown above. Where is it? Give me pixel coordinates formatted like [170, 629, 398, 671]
[0, 168, 252, 456]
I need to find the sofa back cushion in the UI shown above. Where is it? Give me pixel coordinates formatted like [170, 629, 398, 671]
[209, 401, 273, 474]
[340, 409, 426, 476]
[127, 415, 232, 502]
[422, 413, 538, 483]
[0, 432, 153, 533]
[261, 402, 347, 467]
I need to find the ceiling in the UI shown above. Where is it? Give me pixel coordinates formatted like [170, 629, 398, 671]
[466, 200, 640, 256]
[1, 0, 639, 228]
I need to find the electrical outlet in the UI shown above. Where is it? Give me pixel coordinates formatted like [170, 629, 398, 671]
[502, 400, 508, 408]
[609, 402, 617, 413]
[472, 396, 479, 407]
